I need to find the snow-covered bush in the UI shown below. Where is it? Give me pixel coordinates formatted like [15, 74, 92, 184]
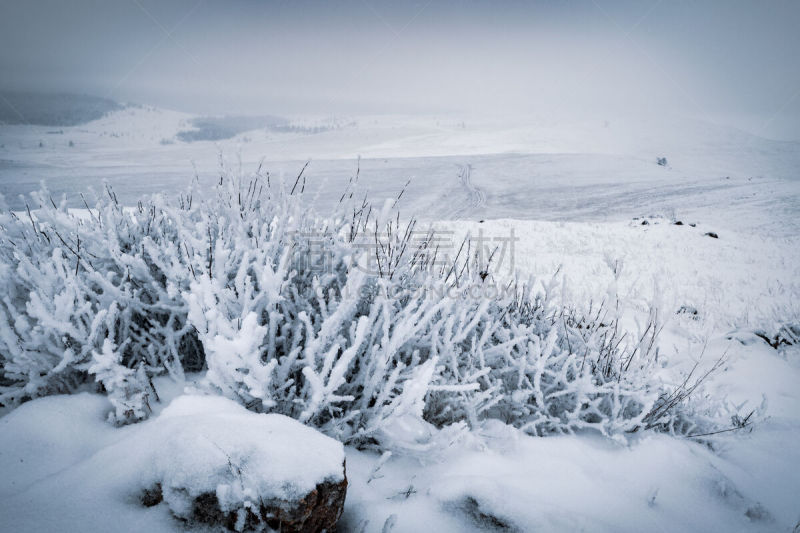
[0, 163, 733, 441]
[0, 186, 198, 422]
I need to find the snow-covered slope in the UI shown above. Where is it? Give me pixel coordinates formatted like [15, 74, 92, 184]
[2, 106, 799, 231]
[0, 213, 797, 532]
[2, 341, 797, 532]
[1, 105, 798, 532]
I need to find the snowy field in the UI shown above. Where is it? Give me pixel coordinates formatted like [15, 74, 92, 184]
[1, 105, 799, 532]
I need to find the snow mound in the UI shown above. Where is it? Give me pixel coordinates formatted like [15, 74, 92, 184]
[151, 395, 346, 517]
[0, 393, 346, 532]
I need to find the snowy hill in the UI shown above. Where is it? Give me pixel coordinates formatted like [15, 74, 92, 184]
[1, 100, 799, 532]
[2, 103, 799, 235]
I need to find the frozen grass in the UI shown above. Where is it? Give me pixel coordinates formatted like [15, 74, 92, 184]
[0, 161, 746, 444]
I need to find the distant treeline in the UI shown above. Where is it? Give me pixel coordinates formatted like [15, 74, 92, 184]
[0, 92, 122, 126]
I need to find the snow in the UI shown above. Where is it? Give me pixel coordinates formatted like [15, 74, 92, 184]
[153, 395, 345, 512]
[0, 393, 345, 532]
[332, 212, 800, 531]
[0, 393, 118, 498]
[344, 430, 776, 532]
[435, 217, 800, 330]
[1, 105, 799, 531]
[2, 107, 799, 233]
[3, 348, 798, 532]
[341, 325, 800, 532]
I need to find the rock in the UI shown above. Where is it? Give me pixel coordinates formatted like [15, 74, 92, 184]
[258, 475, 347, 532]
[455, 495, 515, 531]
[140, 483, 163, 507]
[641, 220, 649, 226]
[172, 474, 348, 532]
[144, 395, 348, 532]
[778, 323, 800, 346]
[754, 324, 799, 349]
[673, 220, 683, 226]
[729, 325, 798, 350]
[704, 232, 719, 239]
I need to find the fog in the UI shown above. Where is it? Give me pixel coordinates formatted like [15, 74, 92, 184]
[1, 0, 799, 139]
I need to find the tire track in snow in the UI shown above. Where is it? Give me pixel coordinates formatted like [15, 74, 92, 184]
[446, 163, 486, 219]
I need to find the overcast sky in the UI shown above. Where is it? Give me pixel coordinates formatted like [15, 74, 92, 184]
[1, 0, 799, 139]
